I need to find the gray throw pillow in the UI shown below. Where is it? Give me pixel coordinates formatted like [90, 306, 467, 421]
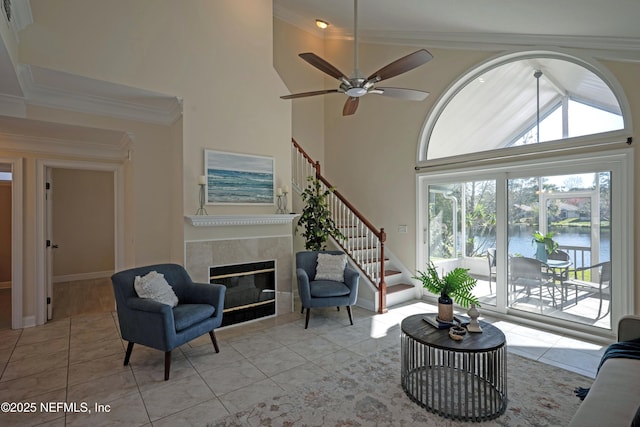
[315, 253, 347, 282]
[134, 271, 179, 307]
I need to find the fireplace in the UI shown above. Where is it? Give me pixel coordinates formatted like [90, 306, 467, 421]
[184, 216, 297, 326]
[210, 260, 276, 327]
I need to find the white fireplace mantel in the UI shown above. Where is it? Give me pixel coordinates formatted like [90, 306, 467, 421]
[184, 214, 299, 227]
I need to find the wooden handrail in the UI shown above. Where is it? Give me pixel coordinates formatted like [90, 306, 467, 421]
[291, 138, 388, 313]
[292, 138, 316, 167]
[315, 175, 384, 239]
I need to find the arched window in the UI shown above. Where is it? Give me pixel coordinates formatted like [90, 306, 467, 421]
[416, 51, 633, 337]
[419, 52, 629, 162]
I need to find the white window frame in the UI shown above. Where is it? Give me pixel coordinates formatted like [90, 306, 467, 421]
[417, 148, 633, 339]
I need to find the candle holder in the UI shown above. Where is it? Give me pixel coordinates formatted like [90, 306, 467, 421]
[195, 177, 208, 216]
[276, 190, 288, 214]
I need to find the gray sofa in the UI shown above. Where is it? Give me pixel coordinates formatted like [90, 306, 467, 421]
[568, 315, 640, 427]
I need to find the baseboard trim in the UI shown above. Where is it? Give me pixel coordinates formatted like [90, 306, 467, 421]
[0, 281, 10, 289]
[22, 315, 36, 328]
[356, 297, 375, 312]
[53, 270, 113, 283]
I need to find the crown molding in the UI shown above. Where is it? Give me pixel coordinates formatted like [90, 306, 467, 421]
[0, 115, 133, 160]
[11, 0, 32, 31]
[356, 31, 640, 62]
[18, 65, 183, 126]
[274, 8, 640, 63]
[0, 131, 131, 160]
[0, 93, 26, 117]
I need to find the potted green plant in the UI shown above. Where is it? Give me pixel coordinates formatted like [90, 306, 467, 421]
[532, 231, 558, 262]
[296, 176, 345, 251]
[414, 262, 480, 322]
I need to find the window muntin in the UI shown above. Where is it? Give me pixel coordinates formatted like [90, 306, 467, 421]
[511, 99, 625, 146]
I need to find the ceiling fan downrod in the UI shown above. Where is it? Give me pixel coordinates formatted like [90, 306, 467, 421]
[353, 0, 360, 79]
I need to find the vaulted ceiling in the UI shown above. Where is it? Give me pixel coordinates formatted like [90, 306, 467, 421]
[274, 1, 635, 158]
[1, 1, 639, 132]
[274, 0, 640, 61]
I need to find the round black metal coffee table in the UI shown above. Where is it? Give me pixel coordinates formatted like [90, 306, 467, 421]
[401, 314, 507, 422]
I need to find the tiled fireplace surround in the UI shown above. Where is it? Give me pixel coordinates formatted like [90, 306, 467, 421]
[184, 219, 295, 319]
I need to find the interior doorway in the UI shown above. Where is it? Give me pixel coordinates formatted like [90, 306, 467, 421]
[36, 159, 125, 326]
[0, 157, 23, 330]
[45, 167, 116, 320]
[0, 164, 12, 329]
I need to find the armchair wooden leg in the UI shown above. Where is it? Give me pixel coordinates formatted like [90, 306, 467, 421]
[164, 351, 171, 381]
[301, 306, 304, 314]
[304, 308, 310, 329]
[124, 342, 134, 366]
[346, 306, 354, 325]
[209, 330, 220, 353]
[337, 306, 340, 311]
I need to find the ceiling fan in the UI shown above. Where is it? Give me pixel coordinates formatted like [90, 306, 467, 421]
[280, 0, 433, 116]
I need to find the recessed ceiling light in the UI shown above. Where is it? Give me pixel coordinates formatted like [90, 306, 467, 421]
[315, 19, 329, 29]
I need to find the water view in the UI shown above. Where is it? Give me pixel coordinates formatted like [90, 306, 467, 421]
[505, 226, 610, 267]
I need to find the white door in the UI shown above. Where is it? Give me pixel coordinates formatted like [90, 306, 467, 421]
[45, 167, 54, 320]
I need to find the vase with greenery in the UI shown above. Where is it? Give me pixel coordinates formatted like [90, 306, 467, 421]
[414, 262, 479, 322]
[296, 176, 345, 251]
[532, 231, 558, 262]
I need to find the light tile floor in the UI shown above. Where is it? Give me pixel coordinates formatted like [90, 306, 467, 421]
[0, 300, 607, 426]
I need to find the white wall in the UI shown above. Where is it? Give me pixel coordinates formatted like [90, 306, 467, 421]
[51, 168, 114, 278]
[0, 0, 292, 323]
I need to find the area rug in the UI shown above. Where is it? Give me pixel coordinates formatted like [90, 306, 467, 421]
[210, 344, 589, 426]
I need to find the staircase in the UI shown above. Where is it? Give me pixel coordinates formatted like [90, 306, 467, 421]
[291, 139, 417, 312]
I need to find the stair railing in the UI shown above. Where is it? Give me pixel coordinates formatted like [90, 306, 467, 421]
[292, 138, 388, 313]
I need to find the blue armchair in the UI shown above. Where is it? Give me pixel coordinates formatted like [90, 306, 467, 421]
[111, 263, 226, 380]
[296, 251, 359, 329]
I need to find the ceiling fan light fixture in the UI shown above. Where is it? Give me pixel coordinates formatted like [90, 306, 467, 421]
[346, 87, 367, 97]
[315, 19, 329, 29]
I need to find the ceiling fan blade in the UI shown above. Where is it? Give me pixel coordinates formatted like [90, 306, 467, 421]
[373, 87, 430, 101]
[343, 97, 359, 116]
[280, 89, 339, 100]
[299, 53, 348, 80]
[367, 49, 433, 83]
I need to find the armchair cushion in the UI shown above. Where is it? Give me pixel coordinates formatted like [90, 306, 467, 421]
[315, 253, 347, 282]
[173, 304, 216, 332]
[310, 280, 351, 298]
[134, 271, 179, 307]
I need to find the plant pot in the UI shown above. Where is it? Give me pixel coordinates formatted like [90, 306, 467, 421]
[438, 294, 454, 323]
[535, 241, 548, 262]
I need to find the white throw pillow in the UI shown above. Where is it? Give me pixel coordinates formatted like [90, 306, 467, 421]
[315, 253, 347, 282]
[134, 271, 179, 307]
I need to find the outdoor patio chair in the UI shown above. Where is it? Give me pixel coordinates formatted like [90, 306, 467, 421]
[487, 248, 496, 293]
[510, 256, 557, 310]
[563, 261, 611, 319]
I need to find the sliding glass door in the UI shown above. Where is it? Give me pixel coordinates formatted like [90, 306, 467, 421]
[507, 173, 611, 328]
[425, 180, 497, 306]
[418, 151, 631, 335]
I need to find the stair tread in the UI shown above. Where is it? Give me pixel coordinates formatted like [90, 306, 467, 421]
[386, 283, 414, 294]
[384, 269, 401, 277]
[360, 257, 389, 264]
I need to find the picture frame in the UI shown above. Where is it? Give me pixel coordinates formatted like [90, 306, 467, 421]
[204, 149, 275, 205]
